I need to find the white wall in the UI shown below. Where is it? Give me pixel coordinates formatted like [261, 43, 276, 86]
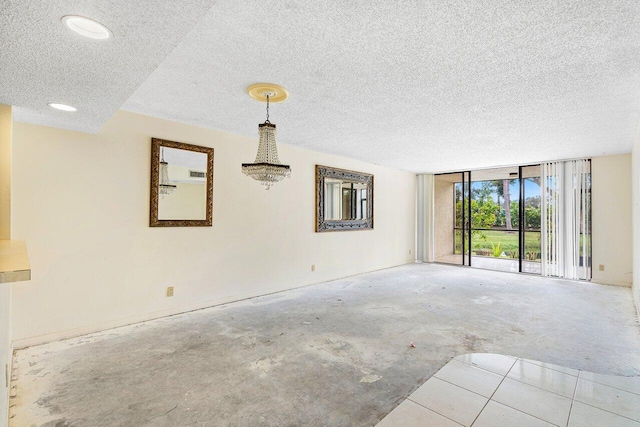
[10, 110, 416, 346]
[0, 104, 12, 427]
[434, 178, 455, 259]
[591, 154, 633, 287]
[0, 105, 10, 240]
[591, 154, 633, 286]
[633, 128, 640, 313]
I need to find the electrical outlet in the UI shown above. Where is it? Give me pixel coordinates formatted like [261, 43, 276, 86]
[599, 264, 605, 271]
[409, 249, 412, 255]
[311, 264, 315, 272]
[166, 286, 174, 297]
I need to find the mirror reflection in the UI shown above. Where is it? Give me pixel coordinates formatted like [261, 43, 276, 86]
[324, 179, 368, 220]
[158, 147, 208, 220]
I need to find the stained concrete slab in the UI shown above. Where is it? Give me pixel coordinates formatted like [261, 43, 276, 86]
[10, 263, 640, 426]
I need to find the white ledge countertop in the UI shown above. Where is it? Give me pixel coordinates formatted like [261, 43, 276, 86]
[0, 239, 31, 284]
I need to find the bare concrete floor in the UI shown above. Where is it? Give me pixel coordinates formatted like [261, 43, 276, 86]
[10, 263, 640, 427]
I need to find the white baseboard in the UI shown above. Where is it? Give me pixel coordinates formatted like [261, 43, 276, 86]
[12, 262, 411, 349]
[12, 282, 305, 349]
[591, 278, 633, 288]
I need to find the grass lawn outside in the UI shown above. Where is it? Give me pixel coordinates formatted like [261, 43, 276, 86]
[455, 229, 542, 261]
[455, 230, 591, 264]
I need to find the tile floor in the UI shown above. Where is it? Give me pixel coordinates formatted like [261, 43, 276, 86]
[377, 353, 640, 427]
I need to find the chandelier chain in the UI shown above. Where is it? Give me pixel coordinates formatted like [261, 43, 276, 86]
[265, 94, 270, 123]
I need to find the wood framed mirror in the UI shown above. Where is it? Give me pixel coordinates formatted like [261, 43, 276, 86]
[150, 138, 214, 227]
[316, 165, 373, 232]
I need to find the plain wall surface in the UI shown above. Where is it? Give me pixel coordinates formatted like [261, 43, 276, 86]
[0, 105, 11, 239]
[591, 154, 633, 287]
[633, 129, 640, 313]
[10, 110, 416, 346]
[434, 178, 455, 259]
[0, 104, 11, 427]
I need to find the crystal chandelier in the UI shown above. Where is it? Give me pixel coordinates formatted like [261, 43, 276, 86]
[242, 84, 291, 190]
[159, 147, 176, 197]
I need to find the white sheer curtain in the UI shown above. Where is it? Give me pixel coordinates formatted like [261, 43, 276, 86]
[416, 174, 435, 262]
[541, 159, 591, 280]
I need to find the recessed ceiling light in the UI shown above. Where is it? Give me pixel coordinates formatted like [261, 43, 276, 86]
[48, 103, 77, 112]
[61, 15, 112, 40]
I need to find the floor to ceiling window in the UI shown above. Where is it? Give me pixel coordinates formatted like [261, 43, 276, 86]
[432, 162, 591, 278]
[468, 166, 540, 274]
[435, 165, 543, 275]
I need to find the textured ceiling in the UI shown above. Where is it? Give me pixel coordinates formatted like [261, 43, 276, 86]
[4, 1, 640, 172]
[0, 0, 217, 133]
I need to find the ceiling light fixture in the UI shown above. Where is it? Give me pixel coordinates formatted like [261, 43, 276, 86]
[242, 83, 291, 190]
[48, 103, 77, 112]
[61, 15, 112, 40]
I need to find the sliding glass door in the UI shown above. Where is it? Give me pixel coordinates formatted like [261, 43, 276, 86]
[520, 165, 542, 273]
[468, 167, 523, 273]
[434, 166, 543, 274]
[433, 162, 591, 279]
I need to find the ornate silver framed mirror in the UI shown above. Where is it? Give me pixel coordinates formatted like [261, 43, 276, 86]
[316, 165, 373, 232]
